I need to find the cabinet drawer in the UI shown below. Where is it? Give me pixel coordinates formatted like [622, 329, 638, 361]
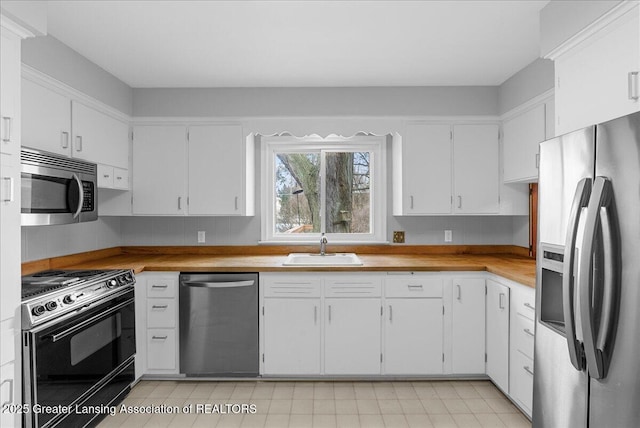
[147, 329, 176, 370]
[147, 277, 177, 298]
[513, 313, 535, 359]
[325, 276, 382, 297]
[511, 350, 534, 416]
[147, 298, 176, 328]
[263, 277, 321, 298]
[512, 286, 536, 320]
[385, 276, 442, 298]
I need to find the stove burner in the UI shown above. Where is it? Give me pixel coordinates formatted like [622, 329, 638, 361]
[69, 270, 104, 278]
[31, 270, 67, 277]
[22, 283, 70, 299]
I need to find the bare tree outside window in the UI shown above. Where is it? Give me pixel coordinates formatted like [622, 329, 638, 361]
[275, 151, 371, 235]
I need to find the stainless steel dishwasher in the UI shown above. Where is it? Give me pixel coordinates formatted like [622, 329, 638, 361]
[179, 272, 258, 376]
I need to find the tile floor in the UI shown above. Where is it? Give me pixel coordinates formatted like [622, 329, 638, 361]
[97, 380, 531, 428]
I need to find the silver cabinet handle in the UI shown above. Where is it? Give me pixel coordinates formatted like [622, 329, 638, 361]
[524, 302, 535, 311]
[458, 195, 462, 209]
[410, 195, 414, 209]
[151, 335, 168, 340]
[314, 306, 317, 324]
[151, 284, 168, 289]
[536, 153, 540, 168]
[499, 293, 505, 310]
[628, 71, 639, 100]
[75, 135, 83, 151]
[389, 305, 393, 322]
[408, 284, 423, 290]
[1, 116, 12, 143]
[524, 366, 534, 376]
[2, 177, 14, 202]
[235, 196, 238, 210]
[456, 284, 461, 300]
[328, 305, 332, 323]
[0, 378, 13, 407]
[178, 196, 182, 210]
[524, 328, 535, 337]
[61, 131, 69, 149]
[151, 305, 168, 309]
[116, 176, 123, 180]
[103, 174, 110, 178]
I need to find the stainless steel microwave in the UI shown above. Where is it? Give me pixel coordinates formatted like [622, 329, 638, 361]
[21, 147, 97, 226]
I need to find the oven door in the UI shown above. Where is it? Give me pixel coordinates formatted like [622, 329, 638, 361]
[21, 162, 97, 226]
[23, 289, 135, 428]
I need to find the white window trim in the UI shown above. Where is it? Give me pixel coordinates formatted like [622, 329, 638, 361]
[260, 134, 387, 244]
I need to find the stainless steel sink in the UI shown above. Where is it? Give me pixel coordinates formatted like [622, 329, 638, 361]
[283, 253, 363, 266]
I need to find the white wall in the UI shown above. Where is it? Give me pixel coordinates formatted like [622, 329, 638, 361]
[21, 218, 121, 262]
[498, 58, 554, 115]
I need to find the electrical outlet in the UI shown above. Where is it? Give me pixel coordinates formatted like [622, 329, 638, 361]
[393, 231, 405, 243]
[197, 231, 206, 243]
[444, 230, 452, 242]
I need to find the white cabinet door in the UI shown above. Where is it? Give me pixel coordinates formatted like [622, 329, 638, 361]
[147, 329, 177, 371]
[0, 361, 18, 428]
[71, 101, 129, 168]
[503, 104, 546, 183]
[451, 278, 486, 374]
[21, 78, 71, 156]
[0, 28, 20, 156]
[325, 298, 381, 375]
[263, 298, 321, 375]
[555, 6, 640, 134]
[188, 125, 246, 215]
[453, 124, 500, 214]
[0, 155, 20, 323]
[132, 125, 187, 215]
[384, 298, 443, 374]
[398, 124, 452, 214]
[486, 279, 510, 392]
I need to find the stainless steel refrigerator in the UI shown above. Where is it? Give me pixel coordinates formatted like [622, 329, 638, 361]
[533, 111, 640, 427]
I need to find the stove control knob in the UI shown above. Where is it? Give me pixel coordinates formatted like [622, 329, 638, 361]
[106, 279, 118, 289]
[32, 305, 46, 317]
[45, 301, 58, 311]
[63, 294, 76, 304]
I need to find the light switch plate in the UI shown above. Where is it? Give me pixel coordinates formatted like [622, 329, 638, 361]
[197, 231, 206, 243]
[444, 230, 452, 242]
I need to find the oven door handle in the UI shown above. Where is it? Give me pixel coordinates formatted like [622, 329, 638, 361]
[50, 298, 134, 343]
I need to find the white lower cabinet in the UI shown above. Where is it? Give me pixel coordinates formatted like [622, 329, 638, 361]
[486, 279, 511, 393]
[509, 281, 536, 417]
[325, 298, 381, 375]
[134, 272, 180, 377]
[263, 298, 321, 375]
[384, 274, 444, 375]
[450, 278, 486, 374]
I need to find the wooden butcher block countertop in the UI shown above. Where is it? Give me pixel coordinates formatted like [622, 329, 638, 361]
[22, 245, 536, 288]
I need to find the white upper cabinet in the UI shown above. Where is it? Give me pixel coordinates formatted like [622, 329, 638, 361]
[452, 124, 500, 214]
[503, 104, 547, 183]
[188, 125, 253, 215]
[132, 123, 253, 216]
[553, 4, 640, 134]
[0, 28, 21, 156]
[132, 125, 187, 215]
[394, 123, 452, 215]
[22, 78, 71, 156]
[71, 101, 129, 169]
[22, 77, 130, 173]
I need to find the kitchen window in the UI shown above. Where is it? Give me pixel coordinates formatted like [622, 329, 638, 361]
[261, 135, 386, 243]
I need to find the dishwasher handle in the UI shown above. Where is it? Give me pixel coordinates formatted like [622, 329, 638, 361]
[182, 280, 255, 288]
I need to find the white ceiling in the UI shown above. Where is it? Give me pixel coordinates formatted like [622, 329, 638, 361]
[46, 0, 549, 88]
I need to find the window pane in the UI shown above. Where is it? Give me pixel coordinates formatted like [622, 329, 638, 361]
[275, 153, 320, 233]
[325, 152, 371, 234]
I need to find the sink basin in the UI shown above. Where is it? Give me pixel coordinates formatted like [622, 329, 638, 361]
[283, 253, 363, 266]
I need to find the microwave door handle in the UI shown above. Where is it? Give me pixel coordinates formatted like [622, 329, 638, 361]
[71, 173, 84, 219]
[579, 177, 619, 380]
[563, 177, 591, 371]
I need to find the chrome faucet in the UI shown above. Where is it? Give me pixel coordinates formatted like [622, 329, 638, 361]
[320, 233, 328, 256]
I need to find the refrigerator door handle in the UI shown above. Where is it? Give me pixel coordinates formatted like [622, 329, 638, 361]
[579, 176, 620, 380]
[562, 177, 592, 371]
